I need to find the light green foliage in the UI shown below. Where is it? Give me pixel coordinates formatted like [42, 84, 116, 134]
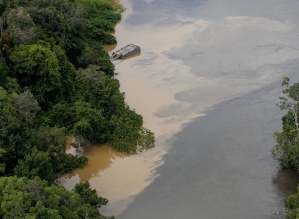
[0, 176, 113, 219]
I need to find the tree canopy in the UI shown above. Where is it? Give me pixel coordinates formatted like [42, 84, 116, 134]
[0, 176, 113, 219]
[0, 0, 155, 217]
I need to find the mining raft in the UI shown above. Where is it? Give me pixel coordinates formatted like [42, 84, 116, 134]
[109, 44, 141, 60]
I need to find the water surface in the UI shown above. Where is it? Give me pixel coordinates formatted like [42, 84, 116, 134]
[61, 0, 299, 218]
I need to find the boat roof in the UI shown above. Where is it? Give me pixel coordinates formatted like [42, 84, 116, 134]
[113, 44, 140, 54]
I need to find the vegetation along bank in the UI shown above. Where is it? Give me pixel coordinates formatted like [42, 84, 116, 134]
[272, 76, 299, 218]
[0, 0, 154, 218]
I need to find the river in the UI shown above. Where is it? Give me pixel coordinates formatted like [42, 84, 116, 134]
[59, 0, 299, 218]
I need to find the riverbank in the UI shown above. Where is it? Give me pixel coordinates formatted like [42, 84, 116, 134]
[60, 0, 207, 216]
[62, 0, 299, 218]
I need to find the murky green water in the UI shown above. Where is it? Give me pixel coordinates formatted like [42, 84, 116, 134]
[60, 0, 299, 218]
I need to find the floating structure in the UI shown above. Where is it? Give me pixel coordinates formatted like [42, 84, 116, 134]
[109, 44, 141, 60]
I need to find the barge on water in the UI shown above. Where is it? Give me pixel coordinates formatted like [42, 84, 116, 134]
[109, 44, 141, 60]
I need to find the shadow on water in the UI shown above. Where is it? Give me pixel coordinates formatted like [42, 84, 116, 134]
[271, 169, 299, 218]
[273, 169, 299, 197]
[111, 52, 141, 66]
[103, 44, 117, 52]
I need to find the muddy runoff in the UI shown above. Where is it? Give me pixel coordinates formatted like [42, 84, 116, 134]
[58, 0, 207, 216]
[60, 0, 299, 217]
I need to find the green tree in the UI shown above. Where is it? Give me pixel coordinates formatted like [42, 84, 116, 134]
[52, 46, 76, 103]
[272, 77, 299, 171]
[15, 90, 40, 125]
[10, 43, 61, 108]
[74, 181, 108, 208]
[27, 7, 66, 47]
[14, 148, 54, 184]
[6, 7, 36, 45]
[285, 185, 299, 219]
[0, 86, 34, 174]
[0, 176, 111, 219]
[34, 126, 66, 153]
[0, 176, 113, 218]
[277, 76, 299, 131]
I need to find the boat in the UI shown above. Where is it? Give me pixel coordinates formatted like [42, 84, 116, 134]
[109, 44, 141, 60]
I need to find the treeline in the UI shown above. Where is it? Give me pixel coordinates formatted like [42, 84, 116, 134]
[272, 76, 299, 218]
[0, 0, 154, 218]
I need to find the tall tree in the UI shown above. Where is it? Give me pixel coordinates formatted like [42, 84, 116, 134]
[277, 76, 299, 131]
[14, 148, 54, 184]
[10, 43, 61, 108]
[15, 90, 40, 125]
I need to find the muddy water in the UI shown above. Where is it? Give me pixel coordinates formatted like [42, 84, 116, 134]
[60, 0, 299, 218]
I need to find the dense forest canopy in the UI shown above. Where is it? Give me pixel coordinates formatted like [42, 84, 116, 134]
[0, 0, 154, 217]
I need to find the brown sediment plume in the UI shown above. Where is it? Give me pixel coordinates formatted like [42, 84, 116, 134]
[60, 0, 205, 216]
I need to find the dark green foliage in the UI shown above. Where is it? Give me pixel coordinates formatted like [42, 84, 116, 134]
[10, 43, 61, 109]
[45, 64, 155, 153]
[34, 126, 66, 153]
[14, 148, 54, 184]
[27, 7, 66, 46]
[52, 46, 77, 103]
[285, 185, 299, 219]
[48, 101, 107, 143]
[0, 0, 154, 217]
[51, 153, 88, 174]
[77, 47, 115, 76]
[0, 57, 9, 85]
[73, 65, 155, 152]
[74, 181, 108, 207]
[0, 87, 34, 173]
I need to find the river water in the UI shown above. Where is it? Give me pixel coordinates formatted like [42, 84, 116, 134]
[59, 0, 299, 218]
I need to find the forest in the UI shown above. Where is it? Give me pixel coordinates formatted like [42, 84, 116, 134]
[0, 0, 154, 218]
